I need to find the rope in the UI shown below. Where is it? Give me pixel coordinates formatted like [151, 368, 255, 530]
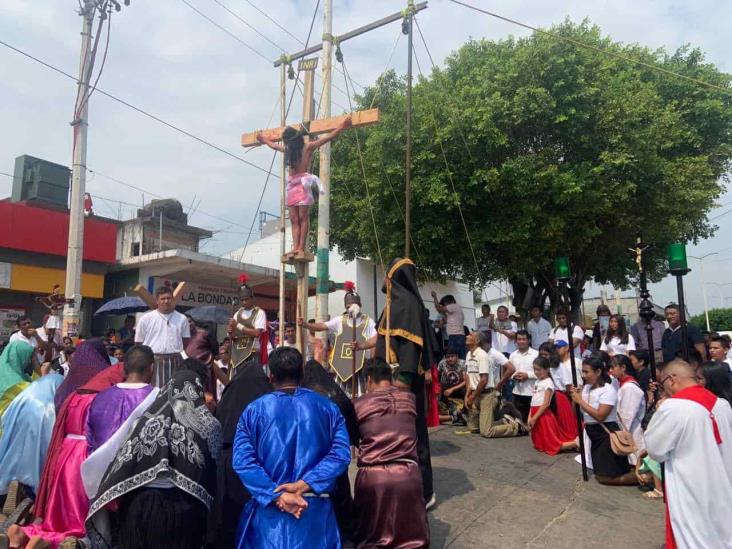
[448, 0, 732, 98]
[339, 56, 385, 271]
[412, 22, 512, 300]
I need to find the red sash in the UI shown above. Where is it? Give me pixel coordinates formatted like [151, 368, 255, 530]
[671, 385, 722, 444]
[664, 385, 723, 549]
[619, 375, 637, 387]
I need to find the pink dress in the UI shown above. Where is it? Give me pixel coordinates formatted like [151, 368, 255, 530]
[286, 172, 322, 206]
[22, 393, 96, 547]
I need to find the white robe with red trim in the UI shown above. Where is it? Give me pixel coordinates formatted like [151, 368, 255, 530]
[645, 396, 732, 549]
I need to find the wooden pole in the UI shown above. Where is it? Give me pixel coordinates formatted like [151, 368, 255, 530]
[404, 5, 413, 259]
[278, 64, 287, 350]
[351, 313, 357, 399]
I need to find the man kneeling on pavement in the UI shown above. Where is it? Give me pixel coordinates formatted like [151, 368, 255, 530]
[465, 331, 525, 437]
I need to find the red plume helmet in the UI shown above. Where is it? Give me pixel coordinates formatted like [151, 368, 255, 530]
[238, 273, 249, 285]
[344, 280, 356, 293]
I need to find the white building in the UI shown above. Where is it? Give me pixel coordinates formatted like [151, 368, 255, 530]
[225, 220, 476, 326]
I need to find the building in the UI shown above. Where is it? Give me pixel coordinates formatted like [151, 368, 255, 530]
[225, 219, 476, 326]
[0, 155, 118, 340]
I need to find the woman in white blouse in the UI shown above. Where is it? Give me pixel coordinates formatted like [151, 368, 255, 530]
[610, 355, 646, 465]
[569, 357, 635, 485]
[599, 315, 635, 356]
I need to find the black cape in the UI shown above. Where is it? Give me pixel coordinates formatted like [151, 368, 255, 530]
[374, 258, 435, 501]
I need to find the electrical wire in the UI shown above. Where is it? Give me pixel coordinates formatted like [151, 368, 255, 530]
[448, 0, 732, 98]
[211, 0, 288, 53]
[179, 0, 271, 62]
[0, 39, 273, 174]
[241, 0, 305, 46]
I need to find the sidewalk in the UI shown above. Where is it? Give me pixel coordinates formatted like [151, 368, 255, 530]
[425, 426, 664, 548]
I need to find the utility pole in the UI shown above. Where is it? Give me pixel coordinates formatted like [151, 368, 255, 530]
[278, 63, 287, 347]
[63, 1, 95, 338]
[64, 0, 129, 337]
[315, 0, 333, 329]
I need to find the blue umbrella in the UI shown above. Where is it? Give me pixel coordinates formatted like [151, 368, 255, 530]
[94, 296, 149, 316]
[185, 305, 232, 324]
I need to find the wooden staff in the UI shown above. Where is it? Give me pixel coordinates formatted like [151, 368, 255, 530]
[351, 310, 357, 400]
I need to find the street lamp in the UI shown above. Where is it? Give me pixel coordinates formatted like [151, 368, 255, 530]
[689, 253, 719, 331]
[705, 282, 732, 312]
[553, 256, 588, 482]
[668, 243, 691, 360]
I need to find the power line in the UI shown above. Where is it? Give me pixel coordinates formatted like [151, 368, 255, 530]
[241, 0, 305, 46]
[448, 0, 732, 98]
[179, 0, 272, 63]
[0, 38, 272, 174]
[211, 0, 288, 53]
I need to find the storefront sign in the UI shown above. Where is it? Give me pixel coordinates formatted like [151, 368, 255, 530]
[0, 307, 26, 342]
[150, 277, 239, 307]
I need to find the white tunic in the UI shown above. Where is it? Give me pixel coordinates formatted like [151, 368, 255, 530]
[134, 310, 190, 354]
[616, 380, 646, 464]
[600, 334, 636, 356]
[645, 396, 732, 549]
[509, 347, 538, 397]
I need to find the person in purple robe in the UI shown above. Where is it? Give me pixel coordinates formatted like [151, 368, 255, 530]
[86, 345, 155, 454]
[353, 358, 430, 548]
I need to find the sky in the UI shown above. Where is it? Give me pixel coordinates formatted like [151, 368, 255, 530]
[1, 0, 731, 315]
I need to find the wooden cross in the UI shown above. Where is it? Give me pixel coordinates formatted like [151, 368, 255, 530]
[241, 108, 380, 147]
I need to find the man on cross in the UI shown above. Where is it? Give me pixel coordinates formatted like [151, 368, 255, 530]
[257, 116, 352, 258]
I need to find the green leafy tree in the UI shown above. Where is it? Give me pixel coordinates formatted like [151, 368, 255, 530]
[329, 20, 732, 314]
[690, 308, 732, 332]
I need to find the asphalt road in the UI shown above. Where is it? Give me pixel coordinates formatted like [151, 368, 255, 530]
[425, 425, 665, 548]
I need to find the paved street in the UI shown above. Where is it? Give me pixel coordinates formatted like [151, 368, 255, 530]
[425, 425, 664, 548]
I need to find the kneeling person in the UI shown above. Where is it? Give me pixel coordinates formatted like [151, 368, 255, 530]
[465, 332, 522, 438]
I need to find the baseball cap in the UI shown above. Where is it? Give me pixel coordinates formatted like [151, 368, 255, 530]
[554, 340, 569, 348]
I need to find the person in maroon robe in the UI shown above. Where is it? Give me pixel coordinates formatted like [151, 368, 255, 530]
[353, 358, 430, 548]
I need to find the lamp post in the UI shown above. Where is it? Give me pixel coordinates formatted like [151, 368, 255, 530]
[553, 257, 588, 482]
[668, 243, 691, 361]
[705, 282, 732, 313]
[689, 253, 718, 332]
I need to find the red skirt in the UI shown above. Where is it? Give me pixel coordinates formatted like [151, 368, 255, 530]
[554, 390, 579, 439]
[530, 406, 573, 455]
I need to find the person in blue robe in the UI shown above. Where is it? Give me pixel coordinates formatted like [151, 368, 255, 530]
[0, 372, 64, 497]
[233, 347, 350, 549]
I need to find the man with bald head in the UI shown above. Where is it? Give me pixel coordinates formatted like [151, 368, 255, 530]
[645, 359, 732, 549]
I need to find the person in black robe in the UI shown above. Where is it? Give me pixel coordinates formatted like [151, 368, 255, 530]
[374, 257, 436, 507]
[303, 359, 359, 544]
[207, 358, 272, 548]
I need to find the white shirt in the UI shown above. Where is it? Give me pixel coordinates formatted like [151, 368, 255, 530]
[549, 325, 585, 358]
[616, 379, 646, 463]
[134, 310, 190, 354]
[444, 303, 464, 336]
[9, 331, 38, 349]
[36, 327, 63, 361]
[531, 377, 554, 407]
[325, 314, 377, 339]
[509, 347, 538, 397]
[526, 317, 552, 349]
[600, 334, 636, 356]
[466, 347, 506, 390]
[580, 383, 618, 424]
[551, 359, 583, 391]
[492, 320, 518, 354]
[645, 396, 732, 549]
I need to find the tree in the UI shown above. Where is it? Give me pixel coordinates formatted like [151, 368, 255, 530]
[690, 308, 732, 332]
[329, 20, 732, 316]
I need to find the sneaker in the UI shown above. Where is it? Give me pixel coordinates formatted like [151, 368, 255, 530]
[425, 493, 436, 511]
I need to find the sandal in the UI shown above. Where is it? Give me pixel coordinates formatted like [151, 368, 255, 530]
[642, 488, 664, 499]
